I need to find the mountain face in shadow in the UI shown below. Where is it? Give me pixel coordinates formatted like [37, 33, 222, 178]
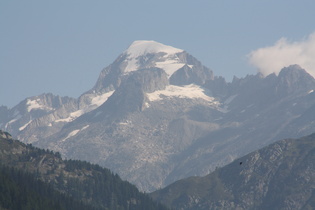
[151, 132, 315, 210]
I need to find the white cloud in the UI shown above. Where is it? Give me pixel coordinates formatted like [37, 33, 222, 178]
[248, 32, 315, 77]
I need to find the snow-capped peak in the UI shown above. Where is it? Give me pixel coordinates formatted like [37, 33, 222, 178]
[124, 40, 183, 58]
[123, 40, 186, 77]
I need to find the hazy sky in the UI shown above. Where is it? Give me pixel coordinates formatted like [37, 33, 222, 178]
[1, 1, 315, 107]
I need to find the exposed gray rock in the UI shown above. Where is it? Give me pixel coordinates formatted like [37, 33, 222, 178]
[169, 54, 213, 85]
[151, 133, 315, 210]
[34, 64, 315, 192]
[2, 39, 315, 194]
[275, 64, 315, 96]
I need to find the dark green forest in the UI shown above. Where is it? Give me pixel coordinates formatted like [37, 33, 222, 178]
[60, 159, 167, 210]
[0, 164, 99, 210]
[0, 130, 168, 210]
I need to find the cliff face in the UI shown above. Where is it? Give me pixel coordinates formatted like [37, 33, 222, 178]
[3, 40, 315, 193]
[151, 133, 315, 210]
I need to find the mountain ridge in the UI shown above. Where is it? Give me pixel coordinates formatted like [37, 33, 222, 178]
[2, 40, 315, 192]
[150, 132, 315, 210]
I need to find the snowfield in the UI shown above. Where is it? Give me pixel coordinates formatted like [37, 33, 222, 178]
[123, 40, 187, 77]
[147, 84, 215, 102]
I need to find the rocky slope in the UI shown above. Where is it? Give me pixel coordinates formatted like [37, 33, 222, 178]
[2, 41, 315, 192]
[0, 91, 114, 144]
[151, 133, 315, 210]
[39, 63, 315, 192]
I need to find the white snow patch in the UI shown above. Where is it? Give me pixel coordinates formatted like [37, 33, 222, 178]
[26, 99, 42, 111]
[123, 40, 185, 77]
[55, 110, 84, 123]
[155, 60, 186, 77]
[61, 129, 80, 142]
[5, 118, 18, 129]
[144, 102, 150, 108]
[68, 110, 83, 118]
[91, 91, 114, 107]
[19, 120, 33, 131]
[125, 40, 183, 58]
[123, 56, 139, 74]
[54, 91, 114, 123]
[55, 117, 71, 123]
[7, 119, 18, 124]
[147, 84, 215, 102]
[119, 120, 132, 125]
[81, 125, 90, 130]
[61, 125, 89, 142]
[26, 99, 53, 112]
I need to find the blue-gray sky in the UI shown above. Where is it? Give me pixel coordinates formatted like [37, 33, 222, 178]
[1, 1, 315, 107]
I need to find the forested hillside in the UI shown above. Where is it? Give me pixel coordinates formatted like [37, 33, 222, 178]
[0, 165, 100, 210]
[0, 130, 168, 210]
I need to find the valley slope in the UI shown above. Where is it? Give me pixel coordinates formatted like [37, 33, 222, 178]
[0, 130, 168, 210]
[151, 132, 315, 210]
[2, 41, 315, 192]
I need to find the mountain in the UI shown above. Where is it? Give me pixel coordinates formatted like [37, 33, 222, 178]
[2, 41, 315, 192]
[0, 93, 79, 144]
[150, 132, 315, 210]
[92, 40, 213, 92]
[0, 130, 168, 210]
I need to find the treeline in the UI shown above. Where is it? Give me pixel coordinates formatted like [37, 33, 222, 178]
[59, 159, 168, 210]
[0, 132, 169, 210]
[0, 165, 100, 210]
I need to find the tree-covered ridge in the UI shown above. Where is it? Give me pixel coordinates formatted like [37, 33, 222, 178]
[0, 164, 100, 210]
[0, 130, 168, 210]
